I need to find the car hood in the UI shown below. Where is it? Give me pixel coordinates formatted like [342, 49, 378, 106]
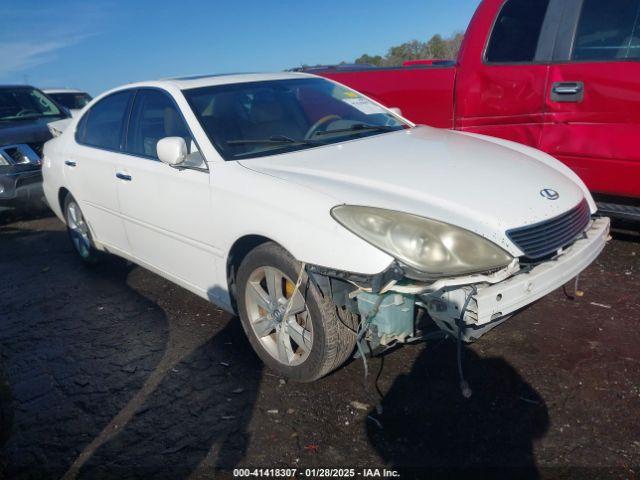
[0, 117, 58, 146]
[239, 126, 587, 254]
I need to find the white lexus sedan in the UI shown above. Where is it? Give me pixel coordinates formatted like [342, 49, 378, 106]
[42, 72, 610, 382]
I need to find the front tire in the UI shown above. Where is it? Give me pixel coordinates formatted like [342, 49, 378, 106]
[236, 242, 357, 382]
[63, 194, 100, 265]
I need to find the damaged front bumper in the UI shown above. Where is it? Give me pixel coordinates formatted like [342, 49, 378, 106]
[310, 217, 610, 345]
[471, 217, 609, 323]
[421, 216, 610, 340]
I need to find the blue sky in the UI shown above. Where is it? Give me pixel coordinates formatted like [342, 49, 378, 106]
[1, 0, 479, 96]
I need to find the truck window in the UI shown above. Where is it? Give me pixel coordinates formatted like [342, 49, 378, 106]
[485, 0, 550, 63]
[572, 0, 640, 61]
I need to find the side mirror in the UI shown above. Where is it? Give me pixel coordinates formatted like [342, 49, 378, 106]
[388, 107, 403, 116]
[157, 137, 187, 166]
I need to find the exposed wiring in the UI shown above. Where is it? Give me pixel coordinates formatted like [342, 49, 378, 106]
[356, 294, 384, 375]
[562, 274, 584, 300]
[282, 262, 307, 320]
[456, 285, 477, 399]
[356, 294, 385, 417]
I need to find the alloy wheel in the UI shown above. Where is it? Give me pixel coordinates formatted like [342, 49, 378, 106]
[244, 266, 313, 366]
[66, 201, 91, 259]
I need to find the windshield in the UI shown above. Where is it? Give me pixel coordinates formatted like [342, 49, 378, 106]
[0, 88, 64, 122]
[183, 78, 408, 160]
[48, 92, 92, 110]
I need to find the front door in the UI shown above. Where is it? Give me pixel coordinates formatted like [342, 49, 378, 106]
[116, 88, 216, 295]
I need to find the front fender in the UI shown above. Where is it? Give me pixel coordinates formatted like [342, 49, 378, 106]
[212, 162, 394, 276]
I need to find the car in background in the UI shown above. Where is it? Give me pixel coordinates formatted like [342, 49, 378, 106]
[42, 73, 608, 382]
[0, 85, 69, 213]
[312, 0, 640, 221]
[43, 89, 92, 117]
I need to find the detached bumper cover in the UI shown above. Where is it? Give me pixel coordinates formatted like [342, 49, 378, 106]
[473, 217, 610, 325]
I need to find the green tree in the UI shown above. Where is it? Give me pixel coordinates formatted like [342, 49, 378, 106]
[385, 39, 429, 66]
[351, 32, 465, 67]
[426, 34, 447, 59]
[355, 54, 384, 66]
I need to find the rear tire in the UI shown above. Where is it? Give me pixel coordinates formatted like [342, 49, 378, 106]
[236, 242, 357, 382]
[63, 194, 100, 265]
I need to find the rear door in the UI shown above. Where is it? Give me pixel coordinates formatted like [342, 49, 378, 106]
[66, 90, 134, 254]
[541, 0, 640, 200]
[455, 0, 555, 148]
[116, 88, 215, 294]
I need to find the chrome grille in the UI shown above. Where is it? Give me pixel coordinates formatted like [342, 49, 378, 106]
[507, 200, 591, 259]
[0, 144, 41, 165]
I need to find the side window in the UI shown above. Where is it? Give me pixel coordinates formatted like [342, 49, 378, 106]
[485, 0, 550, 63]
[572, 0, 640, 61]
[81, 91, 133, 150]
[126, 90, 194, 160]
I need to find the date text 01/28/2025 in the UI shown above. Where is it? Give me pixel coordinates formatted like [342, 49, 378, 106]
[232, 467, 401, 477]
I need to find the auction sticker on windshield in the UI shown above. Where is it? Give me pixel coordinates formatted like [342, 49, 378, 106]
[340, 96, 387, 115]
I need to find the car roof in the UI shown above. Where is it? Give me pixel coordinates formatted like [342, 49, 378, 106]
[119, 71, 318, 92]
[43, 88, 87, 94]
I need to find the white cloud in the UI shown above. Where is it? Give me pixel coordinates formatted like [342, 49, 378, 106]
[0, 38, 84, 78]
[0, 1, 108, 79]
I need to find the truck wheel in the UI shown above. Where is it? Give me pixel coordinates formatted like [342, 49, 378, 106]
[236, 242, 357, 382]
[63, 194, 100, 265]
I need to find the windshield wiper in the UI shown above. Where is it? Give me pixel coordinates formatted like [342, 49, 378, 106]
[226, 135, 325, 146]
[315, 123, 400, 136]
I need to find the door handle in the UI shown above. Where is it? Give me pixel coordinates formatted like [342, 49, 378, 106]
[553, 84, 581, 94]
[551, 82, 584, 102]
[116, 172, 132, 181]
[64, 160, 77, 167]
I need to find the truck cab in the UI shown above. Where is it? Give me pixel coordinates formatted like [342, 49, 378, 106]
[313, 0, 640, 220]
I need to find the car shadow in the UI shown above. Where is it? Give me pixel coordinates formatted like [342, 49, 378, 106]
[0, 357, 14, 477]
[0, 223, 262, 479]
[77, 316, 262, 480]
[366, 339, 549, 479]
[0, 205, 53, 226]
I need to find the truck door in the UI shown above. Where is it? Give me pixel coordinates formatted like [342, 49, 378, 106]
[455, 0, 556, 149]
[541, 0, 640, 203]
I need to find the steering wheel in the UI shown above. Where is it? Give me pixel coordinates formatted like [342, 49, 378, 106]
[16, 108, 38, 117]
[304, 115, 342, 139]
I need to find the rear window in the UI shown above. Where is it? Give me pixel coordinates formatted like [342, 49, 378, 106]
[49, 92, 92, 110]
[572, 0, 640, 61]
[485, 0, 550, 63]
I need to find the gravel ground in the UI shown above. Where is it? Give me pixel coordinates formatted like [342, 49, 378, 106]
[0, 214, 638, 479]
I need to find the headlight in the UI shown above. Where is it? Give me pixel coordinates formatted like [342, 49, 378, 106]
[331, 205, 513, 277]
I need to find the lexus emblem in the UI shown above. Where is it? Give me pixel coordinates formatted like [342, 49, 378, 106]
[540, 188, 559, 200]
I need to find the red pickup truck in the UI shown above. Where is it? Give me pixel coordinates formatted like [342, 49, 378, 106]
[311, 0, 640, 220]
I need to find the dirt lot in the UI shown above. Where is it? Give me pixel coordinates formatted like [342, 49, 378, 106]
[0, 214, 638, 479]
